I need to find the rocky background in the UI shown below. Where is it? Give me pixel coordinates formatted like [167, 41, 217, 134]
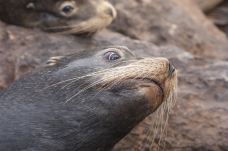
[0, 0, 227, 150]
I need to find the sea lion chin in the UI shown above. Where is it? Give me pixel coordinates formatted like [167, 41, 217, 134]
[0, 46, 177, 151]
[0, 0, 117, 35]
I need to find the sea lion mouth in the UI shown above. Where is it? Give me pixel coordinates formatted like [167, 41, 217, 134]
[135, 78, 162, 88]
[120, 77, 165, 111]
[110, 77, 162, 91]
[130, 77, 163, 94]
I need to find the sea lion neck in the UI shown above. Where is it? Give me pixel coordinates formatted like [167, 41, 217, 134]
[0, 73, 152, 151]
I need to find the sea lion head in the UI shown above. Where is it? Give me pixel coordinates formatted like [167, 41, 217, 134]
[43, 46, 177, 149]
[0, 46, 177, 150]
[0, 0, 117, 35]
[49, 46, 177, 110]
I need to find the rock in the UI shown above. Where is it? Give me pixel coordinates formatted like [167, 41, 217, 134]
[207, 0, 228, 36]
[194, 0, 224, 12]
[109, 0, 228, 60]
[0, 23, 227, 150]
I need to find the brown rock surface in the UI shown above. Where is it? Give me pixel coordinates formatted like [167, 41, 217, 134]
[194, 0, 223, 12]
[208, 0, 228, 36]
[0, 0, 228, 150]
[109, 0, 228, 59]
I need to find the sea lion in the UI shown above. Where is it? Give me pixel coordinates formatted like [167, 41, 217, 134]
[0, 46, 177, 151]
[0, 0, 116, 34]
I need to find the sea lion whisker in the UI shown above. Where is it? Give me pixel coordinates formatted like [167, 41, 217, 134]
[65, 78, 108, 103]
[44, 76, 90, 89]
[47, 70, 113, 90]
[78, 78, 125, 111]
[92, 78, 123, 99]
[148, 111, 165, 149]
[45, 68, 110, 89]
[159, 98, 174, 136]
[139, 85, 176, 150]
[43, 78, 78, 90]
[59, 77, 90, 90]
[146, 91, 177, 149]
[66, 71, 139, 103]
[59, 75, 103, 89]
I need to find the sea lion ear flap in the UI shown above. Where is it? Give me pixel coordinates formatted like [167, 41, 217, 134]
[26, 2, 35, 9]
[26, 0, 38, 10]
[45, 56, 65, 67]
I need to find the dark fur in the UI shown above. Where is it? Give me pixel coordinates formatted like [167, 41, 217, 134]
[0, 47, 155, 151]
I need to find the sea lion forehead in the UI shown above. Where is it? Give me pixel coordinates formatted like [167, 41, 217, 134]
[70, 46, 136, 65]
[95, 46, 135, 57]
[54, 0, 82, 5]
[66, 46, 136, 61]
[51, 46, 137, 75]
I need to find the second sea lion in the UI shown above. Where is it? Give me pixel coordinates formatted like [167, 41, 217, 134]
[0, 0, 117, 34]
[0, 46, 177, 151]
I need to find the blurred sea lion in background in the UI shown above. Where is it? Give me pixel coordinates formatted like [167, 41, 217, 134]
[0, 0, 117, 35]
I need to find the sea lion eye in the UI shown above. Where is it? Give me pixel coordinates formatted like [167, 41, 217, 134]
[59, 1, 76, 16]
[104, 51, 121, 61]
[62, 5, 74, 14]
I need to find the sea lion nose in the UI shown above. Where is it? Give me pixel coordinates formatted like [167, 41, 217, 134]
[168, 63, 176, 77]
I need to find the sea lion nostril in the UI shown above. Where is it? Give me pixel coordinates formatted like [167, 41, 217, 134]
[168, 63, 176, 76]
